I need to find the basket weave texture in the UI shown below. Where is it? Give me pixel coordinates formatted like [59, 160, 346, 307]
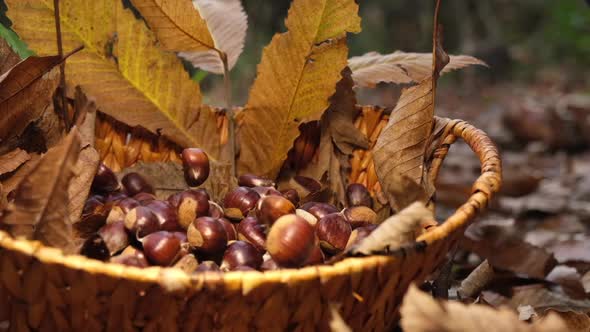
[0, 109, 501, 331]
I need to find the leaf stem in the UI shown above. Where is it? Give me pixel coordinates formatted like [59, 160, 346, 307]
[218, 50, 236, 177]
[53, 0, 70, 130]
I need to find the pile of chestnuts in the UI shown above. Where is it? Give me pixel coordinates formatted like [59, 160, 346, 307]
[80, 147, 380, 273]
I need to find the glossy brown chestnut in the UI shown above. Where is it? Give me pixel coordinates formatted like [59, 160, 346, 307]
[141, 231, 181, 266]
[295, 208, 318, 226]
[219, 218, 238, 241]
[91, 163, 120, 193]
[208, 201, 224, 219]
[260, 257, 280, 271]
[106, 197, 139, 224]
[223, 187, 260, 219]
[83, 196, 105, 215]
[236, 216, 266, 252]
[177, 189, 210, 229]
[251, 186, 282, 197]
[267, 214, 315, 267]
[280, 188, 300, 206]
[316, 213, 351, 254]
[302, 202, 339, 221]
[124, 206, 160, 239]
[187, 217, 228, 254]
[134, 192, 157, 205]
[181, 148, 210, 186]
[304, 241, 325, 266]
[238, 174, 275, 188]
[346, 183, 372, 208]
[97, 221, 129, 255]
[105, 192, 128, 204]
[195, 260, 220, 272]
[122, 172, 154, 196]
[80, 234, 110, 261]
[256, 195, 296, 226]
[342, 206, 378, 228]
[111, 246, 150, 267]
[145, 200, 181, 231]
[220, 241, 263, 271]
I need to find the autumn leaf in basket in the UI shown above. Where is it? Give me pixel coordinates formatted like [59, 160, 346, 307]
[372, 1, 450, 212]
[5, 0, 226, 159]
[237, 0, 362, 179]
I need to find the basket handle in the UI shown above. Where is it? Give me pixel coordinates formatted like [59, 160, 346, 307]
[418, 117, 502, 243]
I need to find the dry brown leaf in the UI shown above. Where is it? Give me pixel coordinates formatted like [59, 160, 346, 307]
[0, 148, 31, 176]
[0, 38, 21, 75]
[583, 271, 590, 294]
[67, 90, 99, 233]
[348, 51, 487, 88]
[349, 201, 433, 256]
[484, 284, 590, 314]
[0, 153, 41, 195]
[462, 224, 558, 279]
[298, 68, 368, 205]
[373, 10, 449, 212]
[401, 284, 568, 332]
[6, 0, 227, 159]
[544, 310, 590, 332]
[0, 55, 62, 144]
[179, 0, 248, 73]
[237, 0, 362, 178]
[1, 129, 81, 253]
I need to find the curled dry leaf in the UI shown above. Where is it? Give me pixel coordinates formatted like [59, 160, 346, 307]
[1, 129, 81, 254]
[401, 284, 568, 332]
[298, 67, 368, 205]
[0, 37, 21, 75]
[348, 51, 487, 88]
[348, 201, 433, 256]
[237, 0, 361, 178]
[5, 0, 226, 159]
[462, 224, 557, 279]
[179, 0, 248, 74]
[372, 10, 449, 212]
[0, 148, 31, 176]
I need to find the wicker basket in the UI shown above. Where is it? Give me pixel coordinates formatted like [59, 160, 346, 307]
[0, 106, 501, 331]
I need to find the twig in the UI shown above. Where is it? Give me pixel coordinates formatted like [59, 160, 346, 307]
[53, 0, 70, 130]
[457, 259, 495, 299]
[218, 50, 236, 177]
[431, 249, 456, 299]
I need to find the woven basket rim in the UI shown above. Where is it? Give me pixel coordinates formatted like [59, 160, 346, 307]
[0, 116, 502, 291]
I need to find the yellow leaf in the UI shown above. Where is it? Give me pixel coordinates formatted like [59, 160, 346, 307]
[237, 0, 361, 178]
[372, 2, 449, 211]
[6, 0, 225, 159]
[401, 285, 568, 332]
[129, 0, 214, 52]
[349, 51, 487, 88]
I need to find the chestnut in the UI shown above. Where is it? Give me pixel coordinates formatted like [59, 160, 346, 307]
[301, 202, 339, 221]
[106, 197, 139, 224]
[134, 192, 157, 205]
[173, 254, 199, 273]
[260, 257, 280, 271]
[342, 206, 378, 228]
[97, 221, 129, 255]
[181, 148, 210, 186]
[80, 234, 110, 261]
[187, 217, 227, 254]
[280, 189, 300, 206]
[238, 174, 275, 188]
[177, 189, 210, 229]
[145, 200, 181, 231]
[141, 231, 181, 266]
[233, 266, 256, 271]
[295, 209, 318, 226]
[124, 206, 160, 239]
[252, 186, 282, 197]
[195, 261, 220, 272]
[220, 241, 263, 271]
[237, 216, 266, 252]
[345, 225, 377, 250]
[304, 241, 325, 266]
[316, 213, 351, 254]
[105, 192, 128, 204]
[83, 196, 105, 215]
[223, 187, 260, 219]
[267, 214, 315, 267]
[91, 163, 120, 193]
[122, 172, 154, 196]
[208, 201, 224, 219]
[346, 183, 372, 208]
[256, 195, 296, 226]
[219, 218, 238, 241]
[111, 246, 149, 268]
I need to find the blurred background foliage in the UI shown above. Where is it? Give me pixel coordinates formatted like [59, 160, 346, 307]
[1, 0, 589, 104]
